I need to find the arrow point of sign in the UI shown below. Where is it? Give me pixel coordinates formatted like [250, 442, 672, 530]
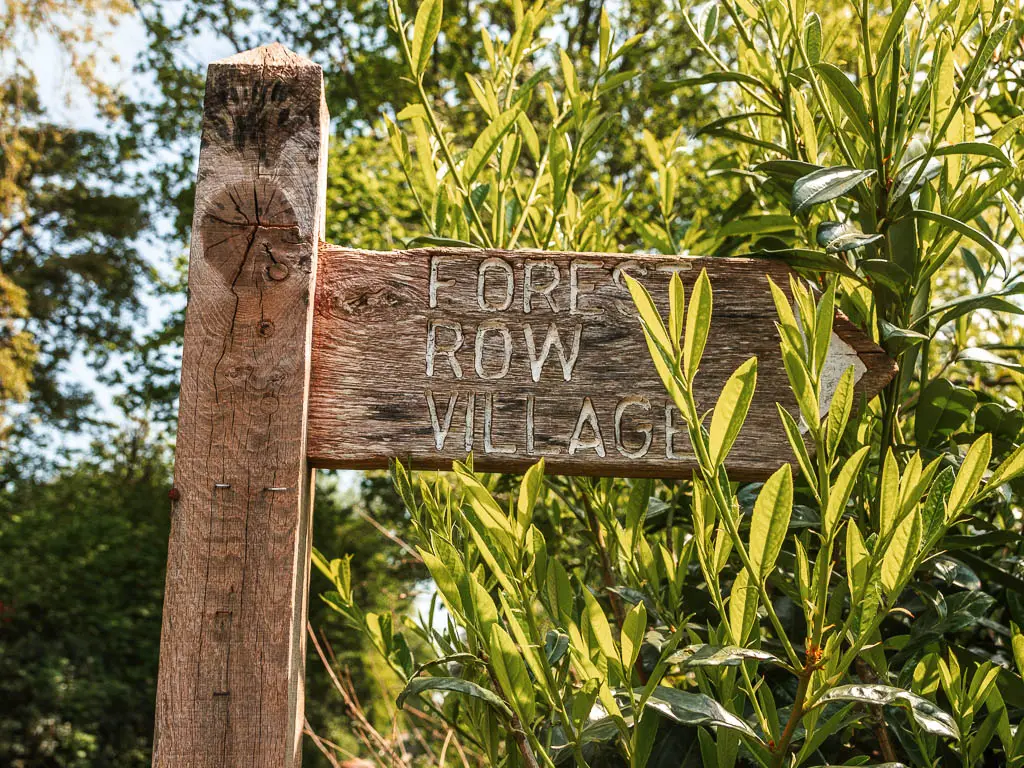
[824, 312, 899, 414]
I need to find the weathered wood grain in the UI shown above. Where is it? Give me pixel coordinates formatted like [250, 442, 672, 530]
[153, 43, 328, 768]
[308, 247, 895, 480]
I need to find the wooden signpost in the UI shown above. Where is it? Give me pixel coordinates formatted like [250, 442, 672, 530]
[154, 44, 896, 768]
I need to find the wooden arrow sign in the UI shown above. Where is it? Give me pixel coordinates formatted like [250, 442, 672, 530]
[156, 45, 898, 768]
[307, 246, 896, 481]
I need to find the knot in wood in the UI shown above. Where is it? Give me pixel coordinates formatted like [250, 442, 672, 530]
[200, 179, 304, 288]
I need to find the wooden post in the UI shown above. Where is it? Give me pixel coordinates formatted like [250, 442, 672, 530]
[153, 44, 328, 768]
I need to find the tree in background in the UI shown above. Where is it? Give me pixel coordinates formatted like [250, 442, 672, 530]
[0, 0, 154, 449]
[2, 0, 1023, 765]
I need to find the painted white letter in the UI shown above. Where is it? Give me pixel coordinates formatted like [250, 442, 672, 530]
[425, 391, 459, 450]
[665, 404, 682, 459]
[523, 323, 582, 382]
[477, 257, 514, 311]
[426, 320, 464, 378]
[484, 393, 516, 454]
[524, 260, 560, 313]
[569, 397, 606, 457]
[465, 392, 475, 452]
[475, 320, 513, 379]
[615, 396, 653, 459]
[570, 259, 605, 316]
[429, 255, 456, 308]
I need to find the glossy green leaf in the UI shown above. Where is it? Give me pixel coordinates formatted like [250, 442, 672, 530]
[824, 445, 870, 534]
[517, 459, 545, 532]
[947, 434, 992, 517]
[729, 569, 758, 644]
[621, 602, 647, 671]
[881, 498, 920, 595]
[397, 675, 512, 717]
[696, 112, 781, 138]
[668, 272, 685, 352]
[719, 214, 797, 237]
[816, 221, 884, 254]
[825, 365, 856, 455]
[791, 166, 875, 214]
[959, 20, 1011, 98]
[489, 624, 535, 722]
[781, 345, 819, 429]
[624, 274, 672, 355]
[702, 4, 719, 41]
[583, 588, 617, 664]
[845, 521, 870, 596]
[1001, 189, 1024, 242]
[418, 547, 464, 615]
[667, 644, 780, 668]
[708, 357, 758, 467]
[815, 685, 959, 738]
[915, 379, 977, 447]
[957, 347, 1024, 373]
[750, 248, 864, 283]
[876, 0, 912, 66]
[879, 449, 900, 536]
[911, 210, 1008, 273]
[545, 629, 570, 666]
[812, 64, 872, 142]
[463, 107, 522, 185]
[755, 159, 823, 185]
[684, 268, 712, 382]
[637, 686, 760, 739]
[659, 71, 771, 91]
[410, 0, 443, 79]
[931, 32, 954, 129]
[931, 142, 1011, 167]
[777, 404, 817, 490]
[803, 13, 822, 64]
[748, 464, 792, 581]
[987, 442, 1024, 494]
[767, 276, 804, 356]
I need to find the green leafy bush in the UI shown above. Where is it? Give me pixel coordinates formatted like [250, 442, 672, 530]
[312, 0, 1024, 765]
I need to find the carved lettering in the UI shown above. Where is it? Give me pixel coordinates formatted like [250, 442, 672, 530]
[465, 392, 475, 452]
[524, 260, 560, 313]
[426, 319, 464, 378]
[615, 396, 653, 459]
[474, 320, 513, 379]
[665, 404, 682, 459]
[425, 391, 459, 449]
[484, 393, 516, 454]
[526, 393, 535, 454]
[429, 254, 456, 307]
[478, 257, 514, 311]
[656, 263, 693, 277]
[570, 260, 604, 316]
[569, 397, 605, 457]
[611, 259, 648, 289]
[523, 323, 582, 382]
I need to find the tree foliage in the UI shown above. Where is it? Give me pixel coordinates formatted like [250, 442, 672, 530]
[0, 0, 152, 444]
[313, 0, 1024, 765]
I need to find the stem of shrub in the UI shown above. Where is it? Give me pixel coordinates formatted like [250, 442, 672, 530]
[510, 717, 542, 768]
[856, 657, 899, 763]
[770, 663, 813, 768]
